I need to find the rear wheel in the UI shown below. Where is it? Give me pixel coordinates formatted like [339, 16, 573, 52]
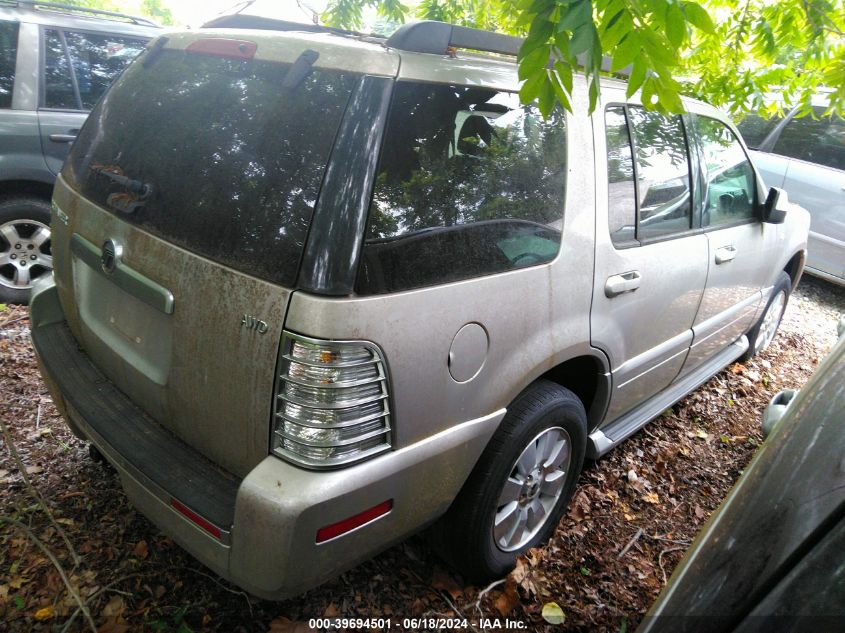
[438, 380, 587, 582]
[741, 271, 791, 361]
[0, 197, 53, 305]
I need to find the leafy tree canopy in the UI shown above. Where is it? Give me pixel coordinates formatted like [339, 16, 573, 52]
[323, 0, 845, 118]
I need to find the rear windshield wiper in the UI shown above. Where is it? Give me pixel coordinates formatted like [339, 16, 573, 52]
[91, 165, 153, 197]
[281, 49, 319, 90]
[90, 165, 153, 214]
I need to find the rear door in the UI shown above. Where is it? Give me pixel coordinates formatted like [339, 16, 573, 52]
[37, 26, 148, 173]
[51, 34, 399, 477]
[592, 99, 708, 423]
[683, 115, 779, 371]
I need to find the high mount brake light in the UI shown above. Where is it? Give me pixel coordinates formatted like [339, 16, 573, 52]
[186, 38, 257, 60]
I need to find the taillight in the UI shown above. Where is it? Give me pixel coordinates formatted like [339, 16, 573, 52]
[272, 332, 392, 468]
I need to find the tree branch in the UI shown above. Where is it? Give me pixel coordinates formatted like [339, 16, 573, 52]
[0, 517, 96, 633]
[0, 416, 80, 566]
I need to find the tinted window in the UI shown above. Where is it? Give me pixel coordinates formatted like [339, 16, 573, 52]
[64, 50, 359, 287]
[736, 114, 781, 149]
[64, 31, 147, 109]
[0, 20, 17, 108]
[358, 82, 567, 295]
[628, 107, 692, 240]
[605, 106, 637, 245]
[773, 108, 845, 171]
[44, 29, 147, 110]
[44, 30, 76, 109]
[696, 116, 757, 226]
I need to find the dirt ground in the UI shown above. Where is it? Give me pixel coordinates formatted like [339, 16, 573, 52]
[1, 275, 843, 633]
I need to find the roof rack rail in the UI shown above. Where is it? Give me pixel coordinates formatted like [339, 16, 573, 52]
[1, 0, 160, 27]
[385, 20, 629, 77]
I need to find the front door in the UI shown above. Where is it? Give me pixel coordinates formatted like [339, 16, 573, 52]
[684, 115, 780, 371]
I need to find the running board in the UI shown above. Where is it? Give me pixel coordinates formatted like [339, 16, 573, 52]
[588, 336, 749, 459]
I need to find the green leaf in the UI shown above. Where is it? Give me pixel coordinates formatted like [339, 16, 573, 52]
[612, 32, 641, 71]
[641, 76, 657, 108]
[519, 69, 547, 102]
[626, 57, 647, 98]
[519, 43, 552, 79]
[550, 70, 572, 110]
[553, 31, 571, 58]
[538, 73, 556, 117]
[683, 1, 715, 34]
[569, 23, 595, 55]
[666, 3, 686, 47]
[14, 596, 25, 610]
[601, 10, 632, 49]
[588, 77, 600, 112]
[554, 59, 574, 94]
[558, 0, 593, 31]
[642, 31, 676, 67]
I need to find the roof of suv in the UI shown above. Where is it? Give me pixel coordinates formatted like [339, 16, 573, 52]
[201, 13, 724, 117]
[0, 0, 161, 36]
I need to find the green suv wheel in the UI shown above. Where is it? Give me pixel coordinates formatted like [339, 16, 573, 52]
[439, 380, 587, 582]
[0, 197, 53, 305]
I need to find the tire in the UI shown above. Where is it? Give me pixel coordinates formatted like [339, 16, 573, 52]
[0, 196, 53, 305]
[438, 380, 587, 582]
[741, 271, 791, 361]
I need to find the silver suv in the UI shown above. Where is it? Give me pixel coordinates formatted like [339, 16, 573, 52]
[738, 102, 845, 285]
[29, 16, 809, 599]
[0, 0, 159, 304]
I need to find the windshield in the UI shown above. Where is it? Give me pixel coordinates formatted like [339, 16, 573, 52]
[63, 48, 360, 287]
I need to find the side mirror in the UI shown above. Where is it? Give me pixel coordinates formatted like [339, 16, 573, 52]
[763, 186, 789, 224]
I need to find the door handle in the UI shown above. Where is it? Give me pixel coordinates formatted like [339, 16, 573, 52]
[49, 133, 77, 143]
[715, 246, 737, 264]
[605, 270, 641, 297]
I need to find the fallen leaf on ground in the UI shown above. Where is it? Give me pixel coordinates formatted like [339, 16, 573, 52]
[34, 605, 54, 620]
[541, 601, 565, 624]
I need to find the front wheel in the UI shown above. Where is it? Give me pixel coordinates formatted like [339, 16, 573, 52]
[438, 380, 587, 582]
[741, 271, 791, 361]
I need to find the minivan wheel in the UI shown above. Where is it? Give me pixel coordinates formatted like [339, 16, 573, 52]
[741, 272, 791, 361]
[439, 380, 587, 582]
[0, 197, 53, 305]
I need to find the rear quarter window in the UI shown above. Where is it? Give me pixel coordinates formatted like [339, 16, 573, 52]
[358, 81, 567, 295]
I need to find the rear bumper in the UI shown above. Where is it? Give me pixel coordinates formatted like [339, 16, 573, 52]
[30, 277, 503, 599]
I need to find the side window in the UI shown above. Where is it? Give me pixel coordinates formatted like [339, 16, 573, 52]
[696, 116, 757, 227]
[63, 31, 147, 109]
[358, 81, 567, 295]
[43, 29, 147, 110]
[736, 114, 782, 149]
[628, 107, 693, 240]
[773, 107, 845, 171]
[0, 20, 18, 108]
[605, 106, 637, 245]
[44, 29, 77, 109]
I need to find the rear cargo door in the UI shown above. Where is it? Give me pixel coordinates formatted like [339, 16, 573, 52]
[50, 33, 399, 477]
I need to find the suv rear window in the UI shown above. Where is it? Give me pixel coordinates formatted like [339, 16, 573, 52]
[358, 82, 567, 295]
[64, 49, 359, 287]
